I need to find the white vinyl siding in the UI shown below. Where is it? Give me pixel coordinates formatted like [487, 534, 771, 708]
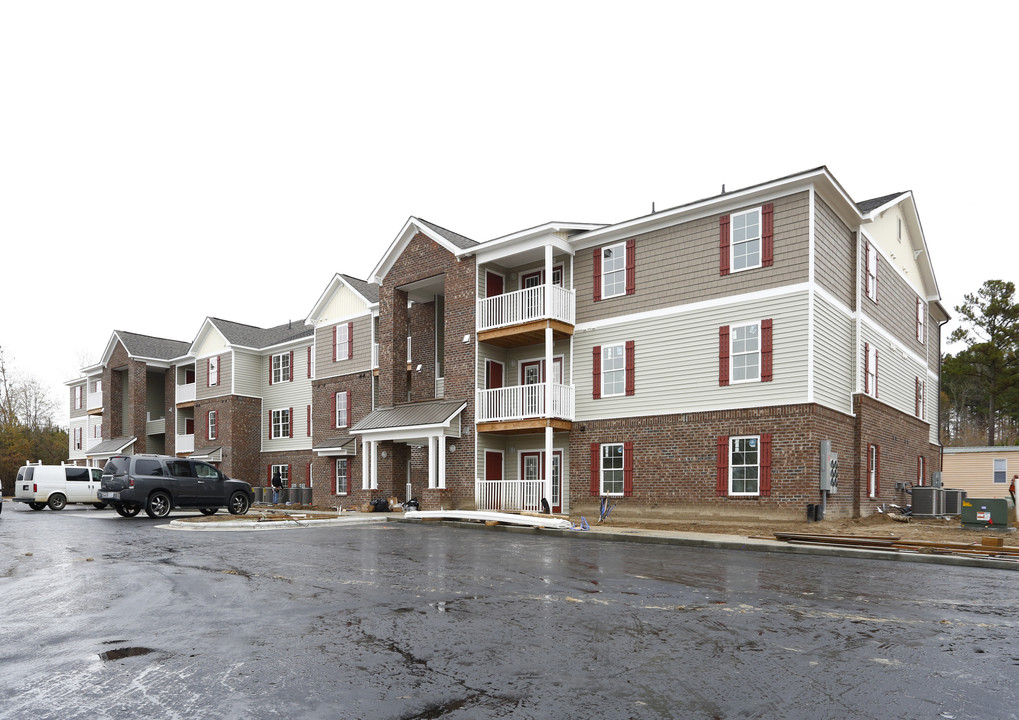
[860, 323, 931, 426]
[575, 290, 809, 420]
[260, 343, 314, 451]
[812, 295, 855, 414]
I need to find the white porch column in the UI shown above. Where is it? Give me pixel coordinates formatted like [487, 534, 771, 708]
[362, 439, 371, 490]
[544, 425, 554, 508]
[370, 441, 379, 490]
[427, 435, 437, 489]
[437, 434, 446, 489]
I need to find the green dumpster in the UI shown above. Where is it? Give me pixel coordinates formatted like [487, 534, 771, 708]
[960, 498, 1010, 531]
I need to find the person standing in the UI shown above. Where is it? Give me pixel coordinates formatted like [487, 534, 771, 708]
[1009, 474, 1016, 507]
[271, 470, 283, 504]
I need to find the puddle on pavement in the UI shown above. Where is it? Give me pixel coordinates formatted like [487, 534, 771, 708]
[99, 647, 156, 662]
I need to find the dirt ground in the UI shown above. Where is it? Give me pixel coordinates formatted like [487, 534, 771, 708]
[188, 504, 1019, 548]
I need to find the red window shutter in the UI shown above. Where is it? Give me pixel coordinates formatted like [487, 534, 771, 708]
[760, 433, 772, 496]
[593, 248, 602, 302]
[719, 326, 730, 386]
[289, 407, 293, 438]
[346, 390, 352, 425]
[331, 392, 337, 428]
[874, 348, 879, 397]
[289, 351, 294, 382]
[863, 239, 870, 295]
[716, 436, 728, 496]
[347, 322, 354, 360]
[332, 326, 337, 362]
[592, 346, 601, 399]
[307, 405, 311, 437]
[590, 443, 600, 495]
[762, 203, 774, 267]
[625, 340, 635, 396]
[307, 347, 312, 378]
[864, 342, 870, 394]
[719, 215, 731, 276]
[206, 358, 210, 388]
[332, 459, 337, 495]
[623, 440, 634, 496]
[625, 239, 636, 295]
[268, 356, 273, 385]
[267, 412, 272, 439]
[915, 377, 921, 416]
[761, 319, 773, 382]
[286, 464, 291, 488]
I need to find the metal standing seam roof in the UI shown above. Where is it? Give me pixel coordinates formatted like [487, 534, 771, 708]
[86, 436, 137, 455]
[312, 436, 357, 451]
[350, 399, 468, 432]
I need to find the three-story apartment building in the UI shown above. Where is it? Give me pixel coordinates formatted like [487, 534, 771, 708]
[68, 167, 944, 519]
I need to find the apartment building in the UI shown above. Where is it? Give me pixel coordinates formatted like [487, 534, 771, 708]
[68, 167, 944, 519]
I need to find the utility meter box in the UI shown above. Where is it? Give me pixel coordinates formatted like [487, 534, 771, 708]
[960, 498, 1010, 531]
[819, 441, 838, 494]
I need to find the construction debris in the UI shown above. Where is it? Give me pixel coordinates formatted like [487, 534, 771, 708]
[763, 532, 1019, 562]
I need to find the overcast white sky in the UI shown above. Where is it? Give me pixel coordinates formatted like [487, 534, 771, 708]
[2, 1, 1016, 427]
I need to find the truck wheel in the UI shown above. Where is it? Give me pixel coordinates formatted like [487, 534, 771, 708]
[199, 508, 218, 516]
[93, 502, 108, 510]
[29, 502, 46, 511]
[115, 504, 141, 518]
[228, 492, 250, 515]
[48, 494, 67, 511]
[145, 492, 172, 519]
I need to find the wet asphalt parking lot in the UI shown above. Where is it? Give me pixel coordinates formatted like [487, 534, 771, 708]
[1, 504, 1017, 720]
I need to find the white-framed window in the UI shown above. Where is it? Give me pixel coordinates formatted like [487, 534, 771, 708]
[729, 435, 760, 496]
[916, 297, 925, 344]
[208, 410, 217, 440]
[916, 378, 925, 418]
[335, 458, 348, 496]
[865, 241, 878, 302]
[600, 443, 625, 495]
[271, 464, 289, 487]
[271, 353, 291, 383]
[917, 455, 926, 486]
[730, 208, 762, 272]
[731, 322, 760, 383]
[868, 444, 880, 497]
[601, 242, 626, 299]
[334, 323, 349, 361]
[208, 356, 219, 386]
[73, 427, 82, 450]
[335, 391, 348, 428]
[601, 343, 625, 397]
[271, 409, 290, 439]
[866, 344, 878, 398]
[73, 386, 82, 410]
[993, 458, 1007, 483]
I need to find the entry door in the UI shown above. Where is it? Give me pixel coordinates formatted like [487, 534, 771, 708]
[485, 451, 504, 511]
[486, 272, 505, 326]
[521, 361, 542, 416]
[520, 451, 562, 513]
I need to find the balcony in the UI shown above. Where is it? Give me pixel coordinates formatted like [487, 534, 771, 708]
[176, 382, 196, 405]
[176, 434, 195, 454]
[87, 391, 103, 412]
[476, 382, 574, 434]
[476, 479, 544, 513]
[477, 285, 575, 347]
[145, 413, 165, 436]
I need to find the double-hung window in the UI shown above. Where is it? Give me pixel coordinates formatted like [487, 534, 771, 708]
[333, 322, 352, 362]
[731, 208, 762, 272]
[865, 241, 879, 302]
[271, 409, 291, 439]
[601, 344, 625, 397]
[731, 323, 760, 382]
[915, 378, 925, 418]
[208, 356, 219, 386]
[73, 386, 82, 410]
[865, 343, 878, 397]
[601, 243, 626, 299]
[335, 458, 349, 495]
[993, 458, 1007, 484]
[868, 444, 880, 497]
[208, 410, 217, 440]
[600, 443, 625, 495]
[729, 436, 760, 495]
[334, 390, 349, 428]
[271, 353, 291, 384]
[916, 297, 925, 344]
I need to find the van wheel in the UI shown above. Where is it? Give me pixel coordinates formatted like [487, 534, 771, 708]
[199, 508, 218, 516]
[115, 504, 141, 518]
[228, 492, 250, 516]
[29, 502, 46, 511]
[145, 492, 172, 519]
[48, 494, 67, 511]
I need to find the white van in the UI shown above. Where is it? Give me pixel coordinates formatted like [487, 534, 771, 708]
[13, 465, 106, 511]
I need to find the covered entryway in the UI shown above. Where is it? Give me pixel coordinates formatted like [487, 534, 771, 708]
[520, 450, 562, 513]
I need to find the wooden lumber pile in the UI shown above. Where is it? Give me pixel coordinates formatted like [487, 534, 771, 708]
[765, 532, 1019, 562]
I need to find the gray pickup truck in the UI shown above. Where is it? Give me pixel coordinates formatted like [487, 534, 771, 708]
[99, 454, 253, 519]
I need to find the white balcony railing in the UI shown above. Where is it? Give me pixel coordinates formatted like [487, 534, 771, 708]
[176, 382, 196, 404]
[176, 434, 195, 454]
[476, 479, 544, 513]
[476, 382, 574, 423]
[477, 285, 575, 332]
[87, 391, 103, 411]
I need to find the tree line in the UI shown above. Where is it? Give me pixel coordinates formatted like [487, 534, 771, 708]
[1, 347, 67, 494]
[941, 280, 1019, 447]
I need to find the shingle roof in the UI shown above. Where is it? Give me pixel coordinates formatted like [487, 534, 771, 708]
[350, 398, 467, 432]
[210, 318, 313, 349]
[116, 331, 191, 360]
[416, 218, 478, 249]
[857, 192, 906, 214]
[340, 275, 379, 304]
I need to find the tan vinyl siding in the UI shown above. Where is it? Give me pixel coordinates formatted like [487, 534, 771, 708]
[69, 381, 86, 418]
[196, 353, 233, 400]
[942, 449, 1019, 499]
[575, 290, 810, 420]
[576, 192, 810, 325]
[814, 196, 856, 309]
[477, 340, 572, 387]
[315, 315, 373, 379]
[813, 295, 855, 414]
[861, 243, 926, 355]
[233, 351, 262, 397]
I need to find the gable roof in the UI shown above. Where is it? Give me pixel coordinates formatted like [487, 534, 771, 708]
[370, 217, 477, 284]
[339, 274, 379, 304]
[208, 318, 313, 350]
[97, 330, 191, 369]
[415, 218, 478, 250]
[857, 192, 907, 214]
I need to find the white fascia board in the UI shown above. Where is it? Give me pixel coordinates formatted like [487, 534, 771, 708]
[304, 274, 378, 326]
[256, 336, 314, 355]
[570, 168, 854, 251]
[188, 318, 226, 357]
[473, 232, 576, 265]
[317, 310, 374, 329]
[370, 217, 465, 284]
